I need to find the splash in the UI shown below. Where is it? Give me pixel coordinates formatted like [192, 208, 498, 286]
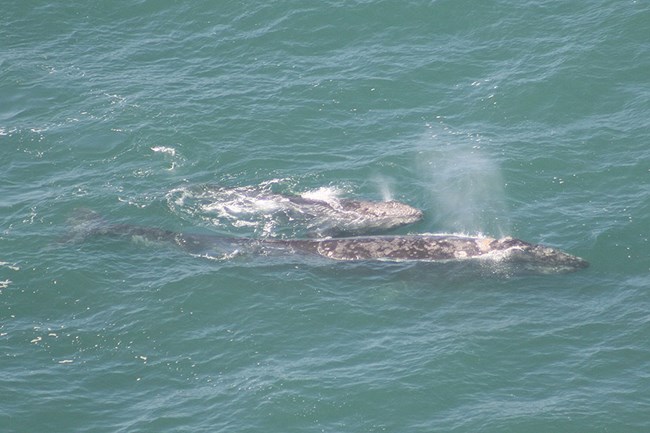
[299, 186, 344, 202]
[418, 130, 509, 236]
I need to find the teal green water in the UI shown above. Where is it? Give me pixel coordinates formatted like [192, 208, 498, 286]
[2, 1, 649, 431]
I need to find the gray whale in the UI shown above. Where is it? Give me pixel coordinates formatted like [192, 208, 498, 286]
[76, 215, 588, 273]
[279, 235, 589, 273]
[284, 196, 424, 234]
[166, 186, 424, 236]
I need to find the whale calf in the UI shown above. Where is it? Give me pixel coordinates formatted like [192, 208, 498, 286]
[75, 214, 588, 274]
[166, 186, 424, 236]
[282, 195, 424, 234]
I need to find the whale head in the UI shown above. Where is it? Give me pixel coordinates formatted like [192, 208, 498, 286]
[494, 237, 589, 273]
[338, 200, 424, 231]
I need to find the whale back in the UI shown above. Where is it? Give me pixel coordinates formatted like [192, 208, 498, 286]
[283, 235, 589, 273]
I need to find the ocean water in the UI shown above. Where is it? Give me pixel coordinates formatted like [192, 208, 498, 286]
[2, 0, 649, 431]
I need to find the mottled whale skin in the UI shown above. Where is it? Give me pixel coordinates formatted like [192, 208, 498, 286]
[284, 196, 424, 234]
[278, 235, 589, 272]
[80, 217, 588, 273]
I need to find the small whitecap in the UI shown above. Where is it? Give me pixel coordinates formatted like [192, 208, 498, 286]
[0, 261, 20, 271]
[151, 146, 176, 156]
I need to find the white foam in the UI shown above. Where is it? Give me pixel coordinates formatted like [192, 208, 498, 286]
[299, 187, 343, 203]
[151, 146, 176, 156]
[0, 261, 20, 271]
[202, 195, 284, 216]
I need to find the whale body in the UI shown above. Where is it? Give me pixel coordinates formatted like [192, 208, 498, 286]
[277, 235, 589, 273]
[77, 216, 588, 274]
[166, 186, 424, 236]
[278, 195, 424, 234]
